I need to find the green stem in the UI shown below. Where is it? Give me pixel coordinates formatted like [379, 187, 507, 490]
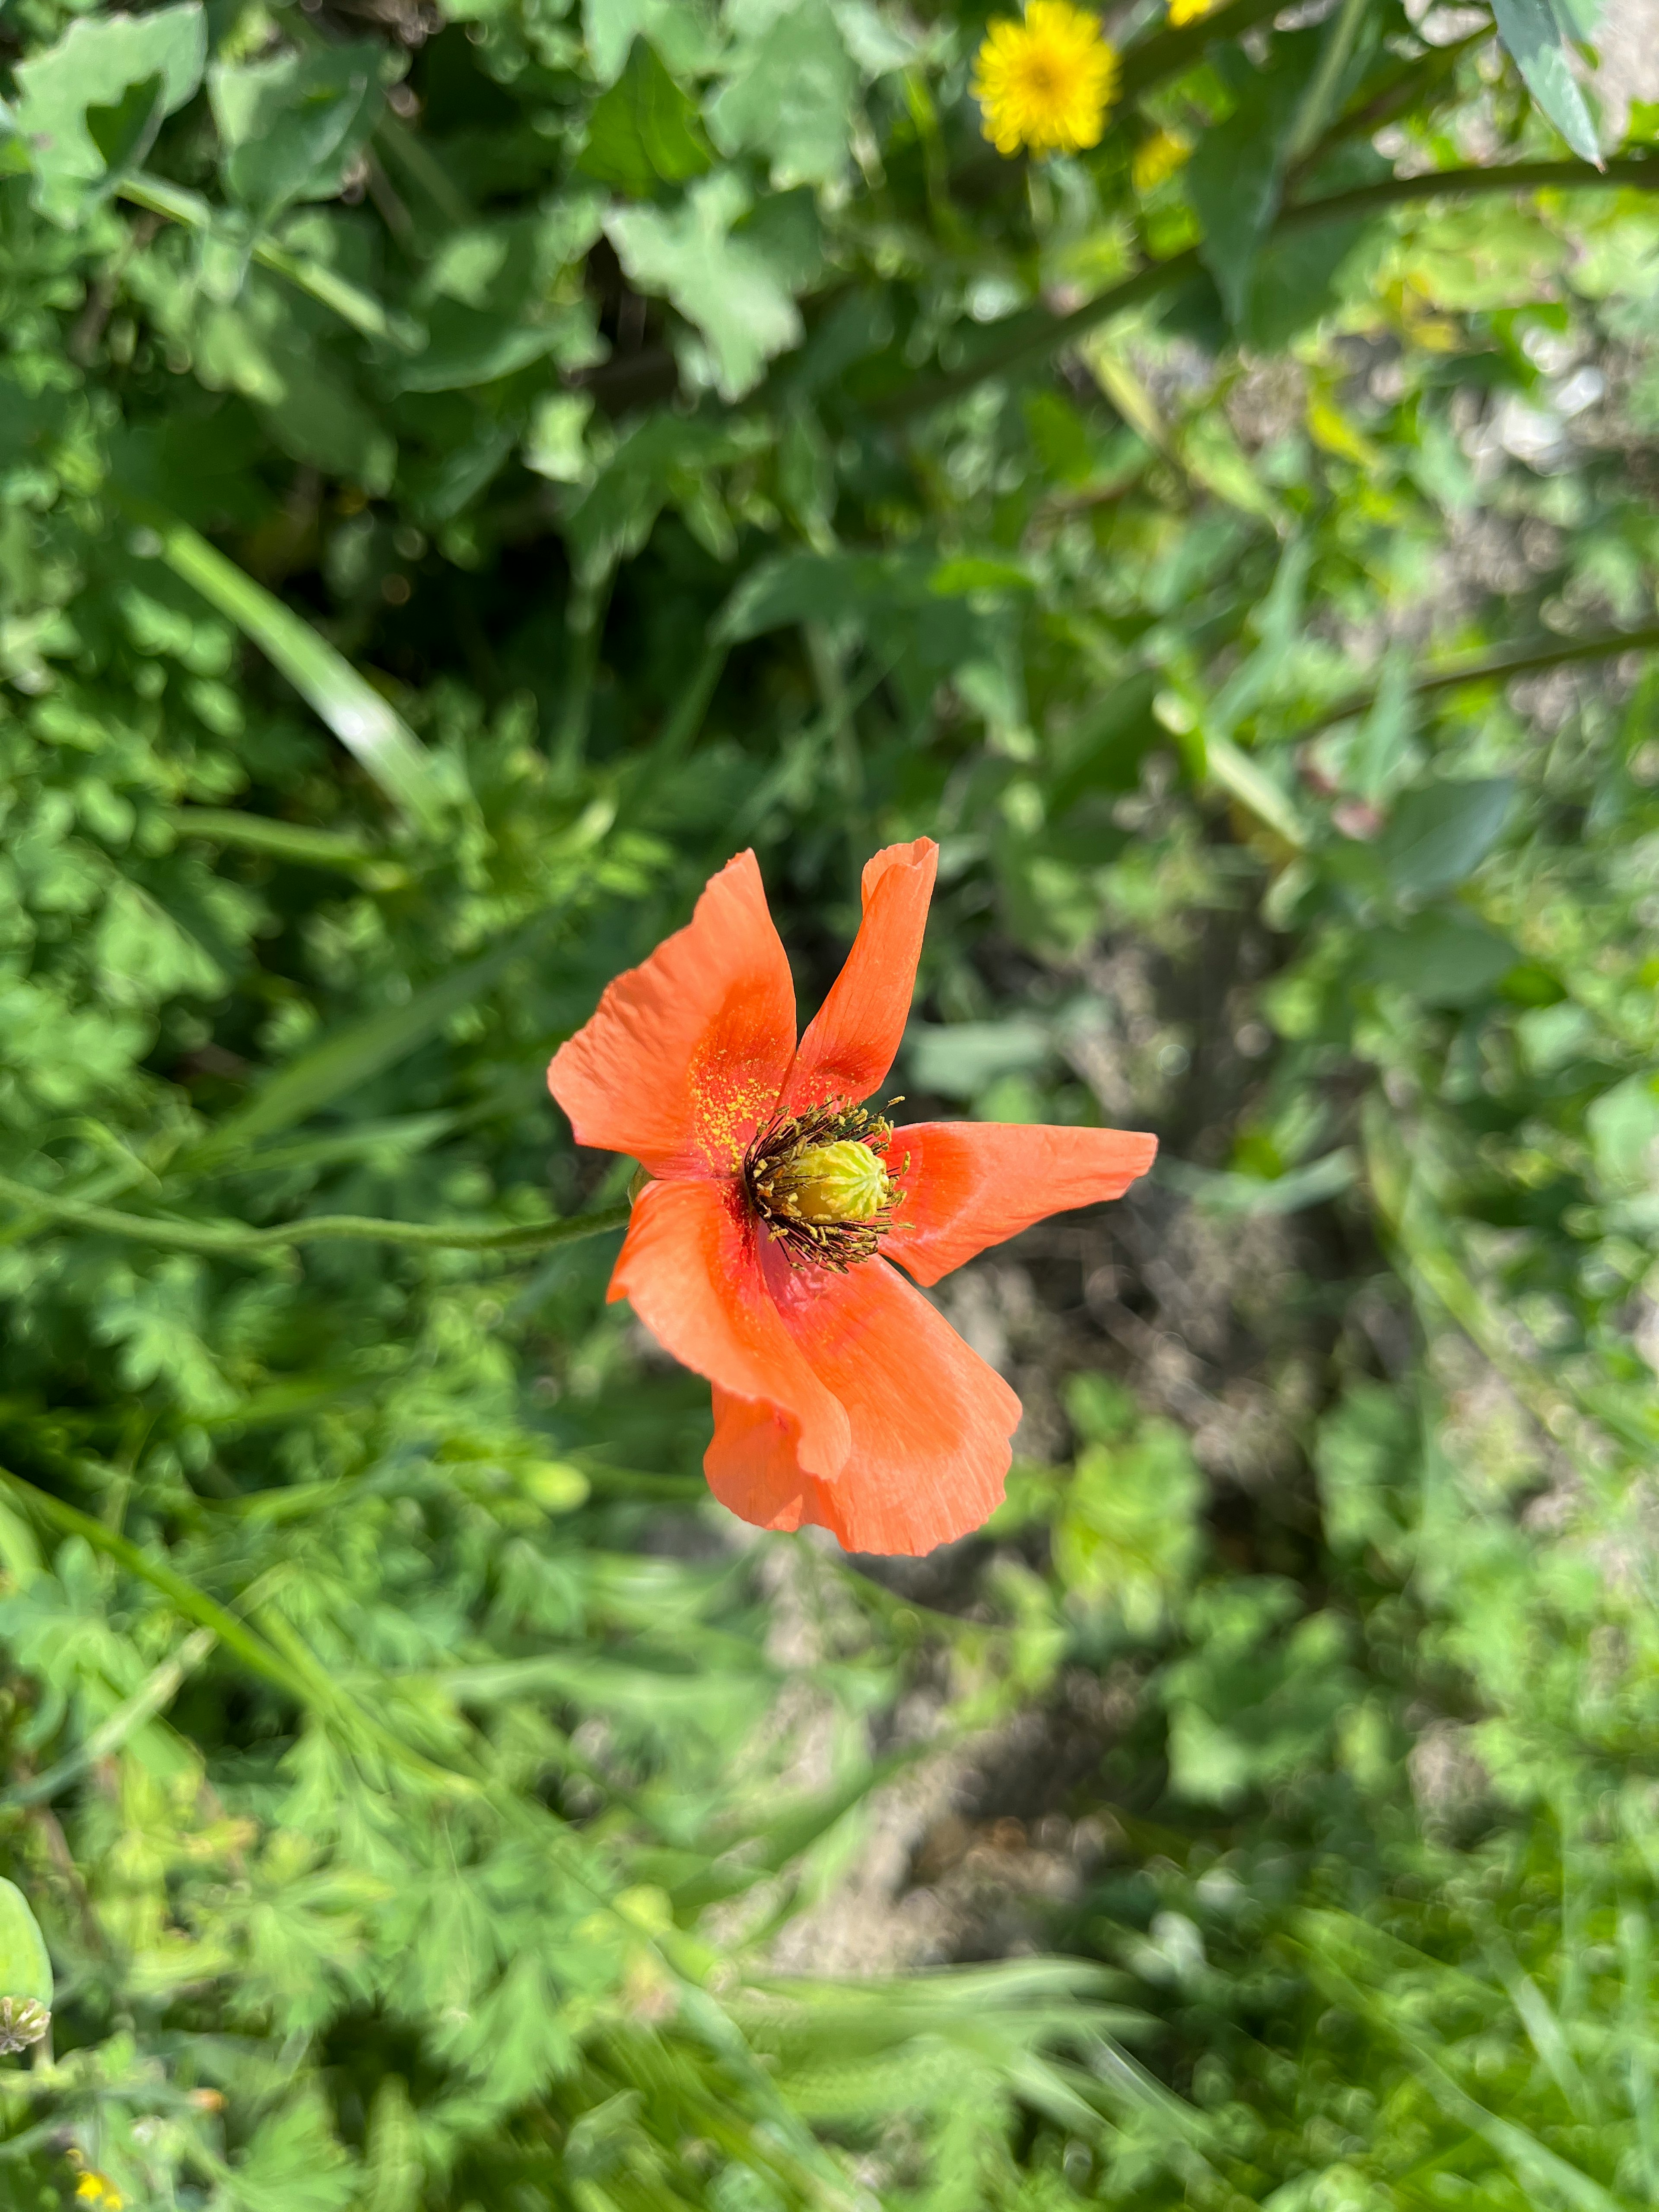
[552, 566, 615, 782]
[1117, 0, 1295, 99]
[1285, 0, 1373, 165]
[1301, 621, 1659, 737]
[115, 175, 423, 352]
[0, 1173, 632, 1261]
[888, 156, 1659, 417]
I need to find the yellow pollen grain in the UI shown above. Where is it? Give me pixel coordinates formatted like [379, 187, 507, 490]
[972, 1, 1119, 159]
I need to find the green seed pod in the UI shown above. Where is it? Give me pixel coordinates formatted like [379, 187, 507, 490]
[0, 1878, 52, 2055]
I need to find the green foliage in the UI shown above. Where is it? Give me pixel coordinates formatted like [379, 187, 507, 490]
[0, 0, 1655, 2205]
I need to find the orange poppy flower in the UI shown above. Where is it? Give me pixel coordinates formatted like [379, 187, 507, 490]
[548, 840, 1156, 1555]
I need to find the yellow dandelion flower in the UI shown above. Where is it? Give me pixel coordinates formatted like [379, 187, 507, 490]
[1168, 0, 1219, 24]
[1131, 127, 1191, 193]
[75, 2177, 124, 2211]
[972, 1, 1120, 159]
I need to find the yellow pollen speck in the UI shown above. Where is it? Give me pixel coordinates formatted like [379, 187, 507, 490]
[972, 1, 1119, 159]
[771, 1141, 890, 1224]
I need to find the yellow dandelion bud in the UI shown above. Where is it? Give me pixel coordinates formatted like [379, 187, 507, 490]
[1168, 0, 1220, 24]
[972, 1, 1120, 159]
[1131, 127, 1191, 193]
[75, 2176, 124, 2211]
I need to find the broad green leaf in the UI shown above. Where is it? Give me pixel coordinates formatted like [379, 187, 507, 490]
[0, 1877, 52, 2010]
[1377, 776, 1515, 901]
[1186, 50, 1310, 331]
[210, 42, 388, 224]
[904, 1020, 1052, 1099]
[577, 38, 712, 196]
[1361, 910, 1519, 1002]
[1490, 0, 1603, 166]
[708, 0, 858, 187]
[13, 2, 206, 223]
[607, 170, 801, 401]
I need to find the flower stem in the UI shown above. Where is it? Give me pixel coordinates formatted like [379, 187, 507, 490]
[888, 156, 1659, 417]
[1301, 621, 1659, 738]
[0, 1173, 631, 1261]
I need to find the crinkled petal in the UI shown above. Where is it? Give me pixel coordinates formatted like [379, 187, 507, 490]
[610, 1179, 849, 1479]
[549, 851, 795, 1178]
[704, 1387, 819, 1534]
[777, 839, 937, 1118]
[886, 1122, 1157, 1287]
[706, 1254, 1019, 1556]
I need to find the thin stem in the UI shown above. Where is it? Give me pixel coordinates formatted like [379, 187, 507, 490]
[1285, 0, 1373, 166]
[115, 175, 423, 352]
[1300, 621, 1659, 737]
[0, 1630, 216, 1812]
[887, 156, 1659, 418]
[552, 566, 616, 782]
[0, 1173, 632, 1261]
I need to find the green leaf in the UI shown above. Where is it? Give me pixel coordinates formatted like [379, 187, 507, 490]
[1377, 777, 1515, 901]
[0, 1877, 53, 2010]
[577, 38, 712, 196]
[1361, 910, 1519, 1003]
[606, 170, 802, 400]
[708, 0, 858, 187]
[1186, 52, 1309, 331]
[1490, 0, 1603, 166]
[210, 42, 388, 225]
[12, 1, 206, 224]
[86, 71, 169, 181]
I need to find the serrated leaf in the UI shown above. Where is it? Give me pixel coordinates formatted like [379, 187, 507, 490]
[12, 2, 206, 224]
[1490, 0, 1603, 166]
[708, 0, 858, 187]
[577, 37, 712, 195]
[606, 170, 801, 401]
[210, 42, 388, 224]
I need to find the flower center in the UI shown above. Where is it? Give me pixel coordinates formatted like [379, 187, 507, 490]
[770, 1139, 890, 1224]
[744, 1103, 906, 1271]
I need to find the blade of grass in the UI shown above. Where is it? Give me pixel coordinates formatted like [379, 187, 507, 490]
[183, 910, 560, 1169]
[112, 493, 447, 832]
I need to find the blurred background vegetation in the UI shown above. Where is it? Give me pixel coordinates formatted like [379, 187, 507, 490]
[1, 0, 1658, 2204]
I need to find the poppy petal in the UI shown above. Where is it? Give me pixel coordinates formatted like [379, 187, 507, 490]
[704, 1386, 820, 1533]
[610, 1179, 851, 1479]
[549, 851, 795, 1178]
[708, 1254, 1020, 1556]
[886, 1121, 1157, 1286]
[777, 838, 938, 1117]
